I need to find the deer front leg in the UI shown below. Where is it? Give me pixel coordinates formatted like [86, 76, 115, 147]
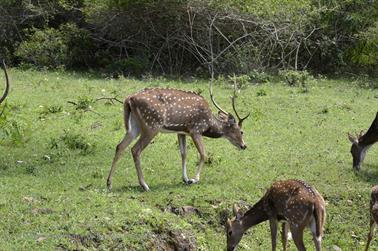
[178, 134, 191, 184]
[269, 219, 278, 251]
[131, 132, 157, 191]
[365, 218, 376, 251]
[190, 133, 205, 184]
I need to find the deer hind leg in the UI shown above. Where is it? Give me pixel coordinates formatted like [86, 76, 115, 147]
[178, 134, 190, 184]
[190, 133, 205, 184]
[290, 225, 306, 251]
[131, 131, 157, 191]
[281, 222, 289, 251]
[269, 219, 278, 251]
[365, 218, 376, 251]
[310, 217, 322, 251]
[107, 113, 140, 190]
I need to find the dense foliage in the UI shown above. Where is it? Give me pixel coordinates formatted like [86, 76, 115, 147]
[0, 0, 377, 75]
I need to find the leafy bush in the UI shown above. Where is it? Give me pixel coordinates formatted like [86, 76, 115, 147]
[16, 27, 68, 68]
[248, 70, 271, 84]
[279, 70, 312, 88]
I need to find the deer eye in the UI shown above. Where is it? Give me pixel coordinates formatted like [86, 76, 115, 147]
[241, 131, 244, 135]
[228, 230, 232, 236]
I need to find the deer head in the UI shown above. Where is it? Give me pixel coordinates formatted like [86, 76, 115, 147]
[0, 60, 10, 105]
[209, 78, 250, 149]
[225, 204, 244, 251]
[348, 113, 378, 170]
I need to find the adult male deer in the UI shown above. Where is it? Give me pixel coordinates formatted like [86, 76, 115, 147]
[366, 185, 378, 251]
[107, 83, 249, 191]
[226, 179, 326, 251]
[348, 112, 378, 170]
[0, 60, 10, 105]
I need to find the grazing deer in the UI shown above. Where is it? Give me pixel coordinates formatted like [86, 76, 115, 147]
[348, 112, 378, 170]
[0, 60, 10, 105]
[226, 179, 326, 251]
[107, 82, 249, 191]
[365, 185, 378, 251]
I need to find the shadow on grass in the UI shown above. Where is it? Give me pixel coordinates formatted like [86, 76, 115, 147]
[354, 163, 378, 185]
[110, 179, 215, 193]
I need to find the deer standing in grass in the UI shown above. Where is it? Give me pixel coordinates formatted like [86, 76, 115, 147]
[348, 112, 378, 170]
[107, 83, 249, 191]
[226, 179, 326, 251]
[365, 185, 378, 251]
[0, 60, 10, 105]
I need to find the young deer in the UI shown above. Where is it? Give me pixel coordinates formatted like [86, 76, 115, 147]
[0, 60, 10, 105]
[348, 112, 378, 170]
[365, 185, 378, 251]
[107, 83, 249, 191]
[226, 179, 326, 251]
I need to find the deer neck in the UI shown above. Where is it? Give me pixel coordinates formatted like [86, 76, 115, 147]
[240, 198, 269, 232]
[359, 125, 378, 147]
[202, 114, 226, 138]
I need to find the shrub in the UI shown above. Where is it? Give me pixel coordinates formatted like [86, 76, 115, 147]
[248, 70, 271, 84]
[16, 27, 68, 68]
[279, 70, 312, 88]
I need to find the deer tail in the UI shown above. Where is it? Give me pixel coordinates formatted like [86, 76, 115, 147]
[124, 98, 131, 131]
[313, 202, 325, 237]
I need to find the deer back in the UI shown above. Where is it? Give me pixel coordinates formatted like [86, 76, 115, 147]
[127, 88, 212, 133]
[264, 179, 324, 222]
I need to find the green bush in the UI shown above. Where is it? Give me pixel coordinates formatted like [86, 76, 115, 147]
[16, 27, 68, 68]
[279, 70, 311, 87]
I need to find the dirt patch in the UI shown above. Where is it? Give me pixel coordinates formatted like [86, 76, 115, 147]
[164, 205, 201, 217]
[153, 229, 196, 251]
[67, 232, 103, 249]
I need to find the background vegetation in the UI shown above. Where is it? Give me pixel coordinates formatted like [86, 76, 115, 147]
[0, 69, 377, 250]
[0, 0, 377, 76]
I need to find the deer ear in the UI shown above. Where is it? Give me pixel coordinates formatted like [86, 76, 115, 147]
[228, 114, 236, 124]
[348, 133, 357, 144]
[233, 204, 242, 221]
[218, 111, 228, 120]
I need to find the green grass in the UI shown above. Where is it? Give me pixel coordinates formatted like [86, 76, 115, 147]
[0, 68, 377, 250]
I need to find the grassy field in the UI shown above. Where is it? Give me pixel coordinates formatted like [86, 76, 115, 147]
[0, 69, 377, 250]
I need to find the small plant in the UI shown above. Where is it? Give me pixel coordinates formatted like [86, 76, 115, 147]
[39, 104, 63, 117]
[256, 89, 267, 97]
[0, 105, 29, 146]
[49, 130, 95, 155]
[60, 130, 95, 155]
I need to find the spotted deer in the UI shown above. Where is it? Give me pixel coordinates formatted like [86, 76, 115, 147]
[226, 179, 326, 251]
[365, 185, 378, 251]
[348, 112, 378, 170]
[107, 83, 250, 191]
[0, 60, 10, 105]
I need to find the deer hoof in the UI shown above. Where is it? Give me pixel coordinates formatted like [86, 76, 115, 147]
[187, 178, 199, 184]
[106, 180, 112, 191]
[141, 184, 150, 192]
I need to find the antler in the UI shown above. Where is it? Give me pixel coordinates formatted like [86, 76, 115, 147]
[0, 60, 10, 105]
[231, 78, 250, 127]
[209, 76, 228, 115]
